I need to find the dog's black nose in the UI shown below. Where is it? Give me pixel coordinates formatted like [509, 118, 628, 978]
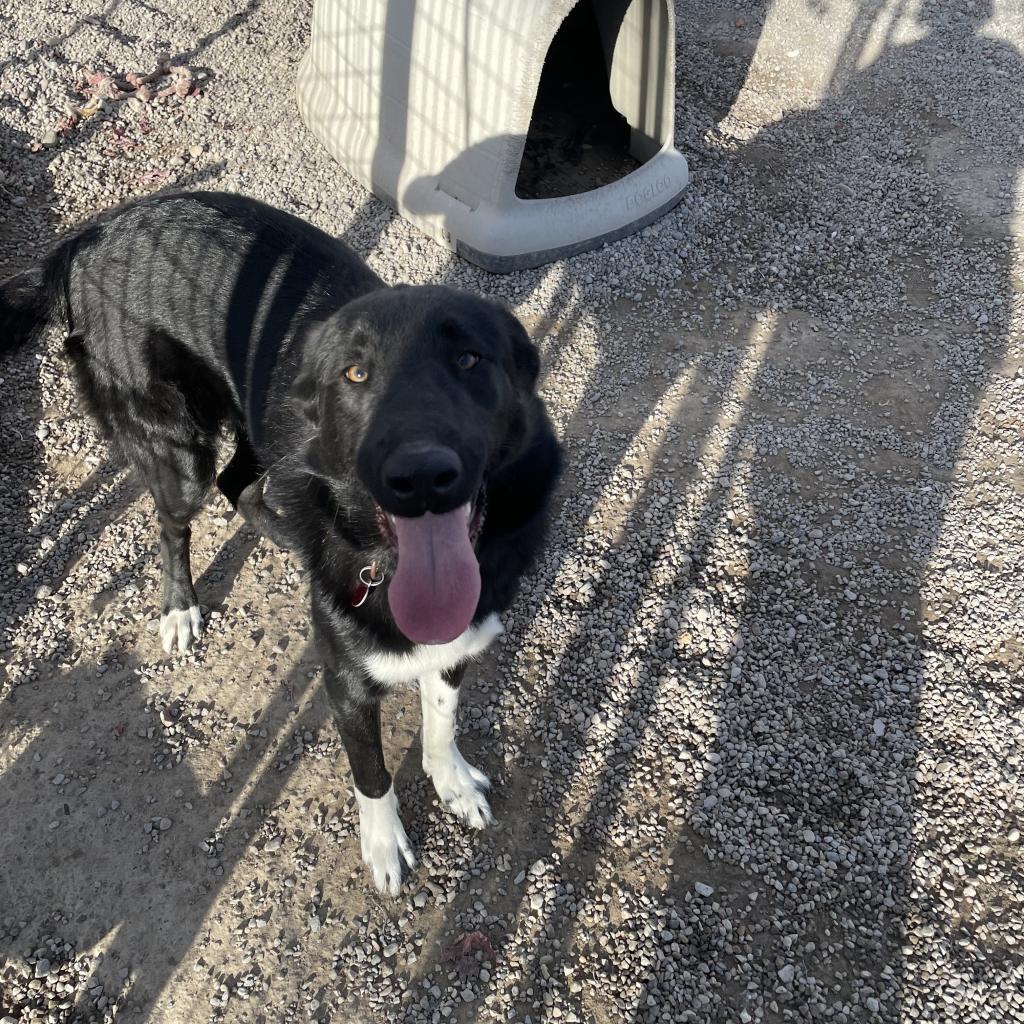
[381, 443, 463, 511]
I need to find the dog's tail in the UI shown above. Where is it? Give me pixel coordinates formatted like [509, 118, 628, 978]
[1, 221, 106, 356]
[0, 264, 52, 355]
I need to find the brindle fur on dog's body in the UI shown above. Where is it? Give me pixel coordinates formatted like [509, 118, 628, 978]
[0, 192, 561, 894]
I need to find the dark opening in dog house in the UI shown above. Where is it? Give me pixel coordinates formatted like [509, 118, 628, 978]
[517, 0, 667, 200]
[297, 0, 687, 272]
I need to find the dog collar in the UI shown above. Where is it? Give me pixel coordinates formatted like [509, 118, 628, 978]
[351, 561, 385, 607]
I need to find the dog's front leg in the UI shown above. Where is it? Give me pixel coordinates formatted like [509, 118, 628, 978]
[216, 438, 293, 550]
[420, 666, 493, 829]
[236, 476, 294, 551]
[314, 599, 415, 895]
[328, 683, 415, 896]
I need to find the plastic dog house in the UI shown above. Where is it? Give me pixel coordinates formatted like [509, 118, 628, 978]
[296, 0, 689, 272]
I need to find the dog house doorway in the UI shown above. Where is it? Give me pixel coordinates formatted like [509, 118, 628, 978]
[517, 0, 671, 200]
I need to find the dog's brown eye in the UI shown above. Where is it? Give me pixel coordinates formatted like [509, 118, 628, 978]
[456, 351, 480, 370]
[344, 365, 369, 383]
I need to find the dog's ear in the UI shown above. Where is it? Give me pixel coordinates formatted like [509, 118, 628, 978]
[290, 366, 320, 424]
[498, 306, 540, 388]
[290, 321, 330, 424]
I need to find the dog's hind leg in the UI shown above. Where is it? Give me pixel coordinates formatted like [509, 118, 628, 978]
[420, 666, 493, 829]
[140, 448, 215, 654]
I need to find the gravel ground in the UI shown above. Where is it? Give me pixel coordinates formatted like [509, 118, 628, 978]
[2, 1, 1023, 1022]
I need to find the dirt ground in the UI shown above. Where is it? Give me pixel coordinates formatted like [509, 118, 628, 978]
[1, 2, 1023, 1023]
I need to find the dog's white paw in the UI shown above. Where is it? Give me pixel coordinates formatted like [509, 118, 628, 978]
[424, 745, 493, 830]
[355, 785, 416, 896]
[160, 605, 203, 654]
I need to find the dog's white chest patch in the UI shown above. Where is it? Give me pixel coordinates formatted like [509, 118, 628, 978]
[362, 613, 503, 687]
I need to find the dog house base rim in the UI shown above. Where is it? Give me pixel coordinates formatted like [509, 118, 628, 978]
[454, 188, 687, 272]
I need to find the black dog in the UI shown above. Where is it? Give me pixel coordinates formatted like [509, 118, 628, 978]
[0, 192, 561, 893]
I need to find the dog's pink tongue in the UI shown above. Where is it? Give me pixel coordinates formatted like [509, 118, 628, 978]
[388, 506, 480, 645]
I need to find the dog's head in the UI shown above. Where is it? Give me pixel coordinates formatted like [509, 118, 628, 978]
[292, 284, 544, 644]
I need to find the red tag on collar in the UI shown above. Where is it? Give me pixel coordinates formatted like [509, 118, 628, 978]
[351, 561, 384, 608]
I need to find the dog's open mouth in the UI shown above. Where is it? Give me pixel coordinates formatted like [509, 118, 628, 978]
[374, 492, 486, 646]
